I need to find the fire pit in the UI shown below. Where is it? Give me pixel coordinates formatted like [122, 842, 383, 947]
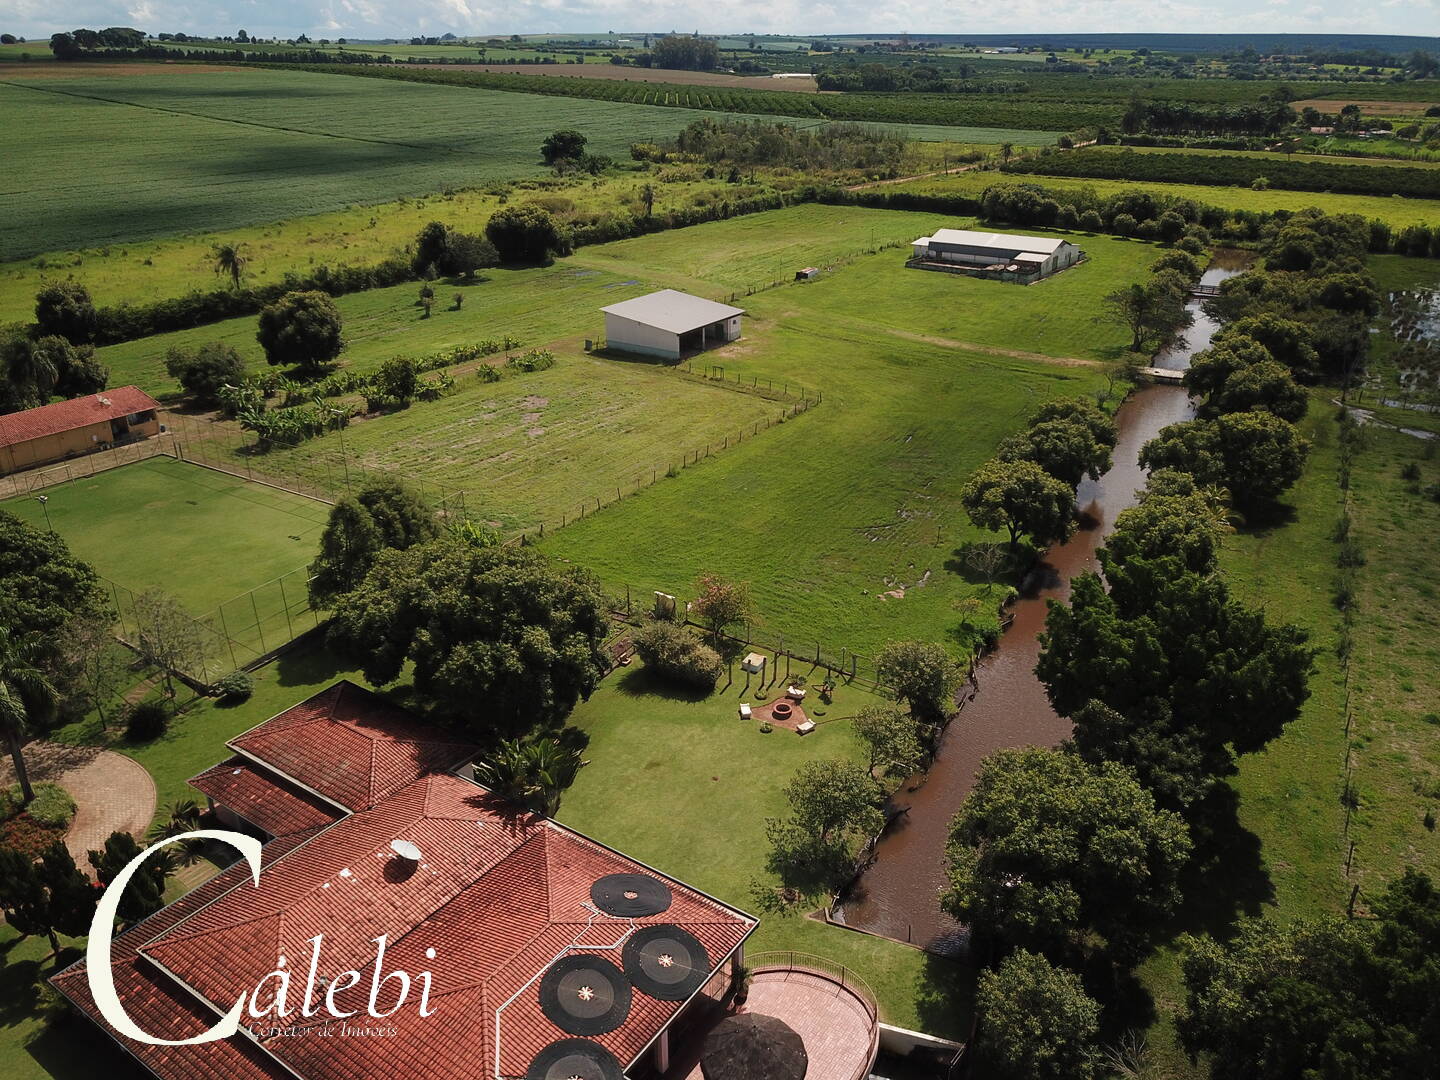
[771, 702, 793, 722]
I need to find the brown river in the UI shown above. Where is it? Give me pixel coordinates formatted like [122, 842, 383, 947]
[836, 252, 1251, 951]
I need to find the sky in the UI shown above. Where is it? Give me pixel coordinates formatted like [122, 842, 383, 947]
[2, 0, 1436, 43]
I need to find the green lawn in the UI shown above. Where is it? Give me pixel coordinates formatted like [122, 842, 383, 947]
[559, 657, 971, 1038]
[886, 168, 1440, 230]
[0, 458, 328, 667]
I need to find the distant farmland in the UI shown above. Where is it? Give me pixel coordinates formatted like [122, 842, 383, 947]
[0, 65, 1050, 259]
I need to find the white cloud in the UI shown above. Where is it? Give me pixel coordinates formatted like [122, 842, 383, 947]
[3, 1, 1433, 40]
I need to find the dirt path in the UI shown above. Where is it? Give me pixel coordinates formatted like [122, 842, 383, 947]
[0, 742, 157, 874]
[845, 162, 986, 191]
[884, 327, 1100, 369]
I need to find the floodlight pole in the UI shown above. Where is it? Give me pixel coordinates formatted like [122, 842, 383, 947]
[35, 494, 53, 533]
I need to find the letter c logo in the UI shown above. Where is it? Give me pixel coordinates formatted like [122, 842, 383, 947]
[87, 829, 262, 1046]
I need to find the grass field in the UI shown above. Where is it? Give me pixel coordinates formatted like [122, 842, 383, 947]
[254, 356, 788, 533]
[885, 167, 1440, 230]
[0, 457, 327, 661]
[92, 205, 948, 395]
[536, 212, 1141, 654]
[0, 66, 881, 261]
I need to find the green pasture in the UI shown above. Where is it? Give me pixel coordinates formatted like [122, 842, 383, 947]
[0, 66, 836, 260]
[888, 168, 1440, 229]
[1129, 144, 1440, 169]
[0, 456, 325, 633]
[91, 205, 950, 395]
[540, 213, 1140, 654]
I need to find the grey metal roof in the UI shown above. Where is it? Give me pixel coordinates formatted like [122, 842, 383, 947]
[921, 229, 1071, 255]
[600, 289, 746, 335]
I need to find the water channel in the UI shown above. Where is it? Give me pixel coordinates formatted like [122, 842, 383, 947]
[837, 251, 1252, 952]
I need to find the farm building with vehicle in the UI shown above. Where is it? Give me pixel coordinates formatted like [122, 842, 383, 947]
[0, 386, 161, 475]
[602, 289, 745, 360]
[907, 229, 1083, 282]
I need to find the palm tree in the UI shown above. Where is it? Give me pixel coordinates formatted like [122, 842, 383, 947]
[212, 243, 249, 290]
[147, 799, 205, 869]
[0, 625, 57, 805]
[472, 737, 584, 817]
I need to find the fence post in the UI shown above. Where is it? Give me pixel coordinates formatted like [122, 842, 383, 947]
[278, 575, 295, 641]
[250, 591, 266, 655]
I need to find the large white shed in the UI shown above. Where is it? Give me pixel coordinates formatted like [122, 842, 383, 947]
[909, 229, 1083, 278]
[601, 289, 745, 360]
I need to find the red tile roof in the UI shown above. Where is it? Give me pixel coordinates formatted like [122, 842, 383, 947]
[227, 682, 478, 812]
[188, 756, 343, 838]
[50, 828, 322, 1080]
[54, 684, 756, 1080]
[0, 386, 160, 448]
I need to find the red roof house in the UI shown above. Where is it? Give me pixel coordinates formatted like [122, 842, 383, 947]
[52, 683, 759, 1080]
[0, 386, 162, 475]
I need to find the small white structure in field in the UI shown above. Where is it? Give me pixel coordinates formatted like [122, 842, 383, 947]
[602, 289, 745, 360]
[742, 652, 767, 675]
[739, 703, 753, 719]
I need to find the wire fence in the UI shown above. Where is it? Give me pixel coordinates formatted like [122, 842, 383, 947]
[721, 236, 911, 304]
[0, 435, 174, 502]
[105, 564, 324, 686]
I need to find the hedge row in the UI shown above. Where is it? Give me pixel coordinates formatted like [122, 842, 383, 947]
[92, 257, 414, 345]
[1002, 148, 1440, 201]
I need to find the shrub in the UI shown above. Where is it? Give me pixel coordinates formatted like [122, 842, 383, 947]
[0, 815, 64, 858]
[125, 700, 172, 742]
[633, 621, 724, 690]
[11, 782, 77, 829]
[213, 671, 254, 701]
[165, 341, 246, 405]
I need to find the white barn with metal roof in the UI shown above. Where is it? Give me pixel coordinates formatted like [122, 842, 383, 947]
[909, 229, 1082, 278]
[601, 289, 745, 360]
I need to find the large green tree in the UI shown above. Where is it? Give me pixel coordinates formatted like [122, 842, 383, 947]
[328, 542, 610, 734]
[1037, 558, 1313, 810]
[1179, 870, 1440, 1080]
[1101, 472, 1230, 576]
[961, 458, 1076, 550]
[998, 418, 1114, 488]
[90, 831, 166, 925]
[307, 479, 438, 605]
[975, 949, 1102, 1080]
[164, 342, 246, 406]
[875, 640, 965, 728]
[34, 280, 97, 344]
[1139, 411, 1309, 507]
[484, 205, 569, 264]
[255, 290, 344, 374]
[944, 747, 1191, 958]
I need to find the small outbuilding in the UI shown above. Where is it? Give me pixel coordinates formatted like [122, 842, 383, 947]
[602, 289, 745, 360]
[0, 386, 161, 476]
[909, 228, 1083, 281]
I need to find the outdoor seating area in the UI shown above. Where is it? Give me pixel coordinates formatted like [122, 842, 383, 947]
[655, 952, 881, 1080]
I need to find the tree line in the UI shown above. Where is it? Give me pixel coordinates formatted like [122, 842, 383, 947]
[1003, 147, 1440, 201]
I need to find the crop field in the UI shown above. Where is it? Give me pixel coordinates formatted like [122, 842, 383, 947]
[0, 455, 325, 618]
[289, 63, 1090, 133]
[885, 168, 1440, 229]
[251, 355, 785, 533]
[0, 65, 860, 259]
[450, 63, 822, 92]
[0, 174, 776, 325]
[92, 205, 947, 395]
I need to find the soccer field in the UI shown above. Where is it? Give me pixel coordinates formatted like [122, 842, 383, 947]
[1, 457, 328, 667]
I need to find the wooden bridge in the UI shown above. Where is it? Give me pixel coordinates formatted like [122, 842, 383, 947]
[1189, 283, 1222, 298]
[1138, 367, 1186, 384]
